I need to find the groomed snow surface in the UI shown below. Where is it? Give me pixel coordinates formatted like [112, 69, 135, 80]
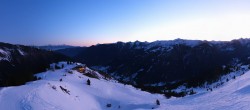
[1, 62, 250, 110]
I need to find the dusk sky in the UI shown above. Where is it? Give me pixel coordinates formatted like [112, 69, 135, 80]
[0, 0, 250, 46]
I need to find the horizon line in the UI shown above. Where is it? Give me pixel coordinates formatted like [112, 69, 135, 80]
[3, 37, 248, 47]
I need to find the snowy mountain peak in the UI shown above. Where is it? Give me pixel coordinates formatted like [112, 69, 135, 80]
[147, 39, 202, 49]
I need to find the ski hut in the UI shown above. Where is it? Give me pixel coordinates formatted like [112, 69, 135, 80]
[73, 64, 86, 73]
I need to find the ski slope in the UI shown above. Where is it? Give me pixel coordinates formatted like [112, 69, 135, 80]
[1, 62, 250, 110]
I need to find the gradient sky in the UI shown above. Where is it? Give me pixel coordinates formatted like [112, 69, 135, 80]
[0, 0, 250, 46]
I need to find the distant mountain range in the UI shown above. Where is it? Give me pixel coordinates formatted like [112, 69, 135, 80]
[56, 47, 86, 57]
[37, 45, 80, 51]
[56, 38, 250, 91]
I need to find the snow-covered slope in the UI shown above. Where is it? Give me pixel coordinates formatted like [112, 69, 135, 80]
[1, 62, 250, 110]
[0, 49, 11, 61]
[0, 62, 164, 110]
[0, 45, 27, 62]
[166, 66, 250, 110]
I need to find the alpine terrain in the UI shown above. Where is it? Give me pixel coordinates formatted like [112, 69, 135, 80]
[0, 62, 250, 110]
[57, 38, 250, 95]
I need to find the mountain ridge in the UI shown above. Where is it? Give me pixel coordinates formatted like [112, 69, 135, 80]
[0, 42, 71, 86]
[56, 38, 250, 92]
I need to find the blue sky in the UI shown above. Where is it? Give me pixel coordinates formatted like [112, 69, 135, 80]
[0, 0, 250, 46]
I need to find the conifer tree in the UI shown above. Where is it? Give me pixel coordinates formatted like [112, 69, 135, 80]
[87, 79, 91, 85]
[156, 99, 160, 105]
